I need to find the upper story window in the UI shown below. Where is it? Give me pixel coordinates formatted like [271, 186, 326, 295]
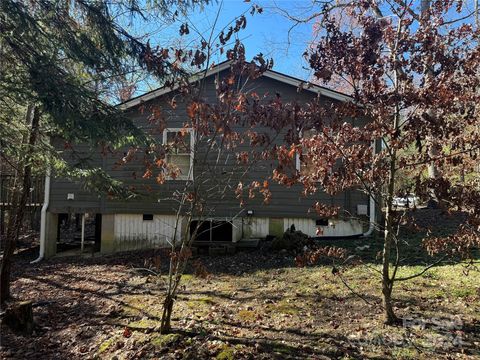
[163, 128, 194, 180]
[296, 129, 317, 175]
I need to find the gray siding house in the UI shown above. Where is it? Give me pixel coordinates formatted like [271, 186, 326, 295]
[38, 62, 375, 258]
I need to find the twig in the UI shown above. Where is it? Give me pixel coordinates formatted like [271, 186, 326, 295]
[336, 269, 382, 308]
[394, 255, 447, 282]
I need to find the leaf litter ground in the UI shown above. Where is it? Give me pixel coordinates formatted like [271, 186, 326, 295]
[1, 211, 479, 359]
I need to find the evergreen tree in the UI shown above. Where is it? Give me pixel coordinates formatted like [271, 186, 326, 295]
[0, 0, 206, 304]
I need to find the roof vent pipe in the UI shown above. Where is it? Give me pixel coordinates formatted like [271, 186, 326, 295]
[362, 140, 377, 238]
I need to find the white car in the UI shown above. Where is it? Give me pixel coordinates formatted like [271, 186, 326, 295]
[392, 196, 419, 207]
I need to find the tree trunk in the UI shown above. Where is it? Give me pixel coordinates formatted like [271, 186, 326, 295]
[421, 0, 441, 208]
[382, 195, 400, 325]
[382, 136, 401, 324]
[4, 301, 34, 334]
[379, 14, 406, 324]
[382, 278, 397, 324]
[426, 132, 440, 208]
[0, 105, 40, 304]
[382, 56, 401, 324]
[160, 294, 174, 334]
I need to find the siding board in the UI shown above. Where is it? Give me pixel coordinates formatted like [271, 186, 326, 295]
[113, 214, 183, 250]
[283, 217, 364, 237]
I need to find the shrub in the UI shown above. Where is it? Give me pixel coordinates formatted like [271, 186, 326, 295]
[271, 229, 310, 251]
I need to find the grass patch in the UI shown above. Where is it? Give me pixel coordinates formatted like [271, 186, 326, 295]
[158, 274, 194, 284]
[151, 333, 181, 348]
[121, 294, 163, 319]
[392, 347, 420, 360]
[97, 335, 119, 354]
[266, 300, 300, 315]
[128, 318, 159, 330]
[237, 309, 256, 322]
[185, 296, 215, 308]
[451, 287, 476, 298]
[216, 344, 236, 360]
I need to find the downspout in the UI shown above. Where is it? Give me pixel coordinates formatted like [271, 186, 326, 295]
[362, 139, 377, 237]
[31, 167, 50, 263]
[361, 193, 376, 237]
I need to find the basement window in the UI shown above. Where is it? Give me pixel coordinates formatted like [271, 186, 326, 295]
[163, 128, 193, 180]
[315, 218, 329, 226]
[143, 214, 154, 221]
[189, 220, 232, 242]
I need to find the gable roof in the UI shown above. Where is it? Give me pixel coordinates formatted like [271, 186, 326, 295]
[118, 61, 352, 110]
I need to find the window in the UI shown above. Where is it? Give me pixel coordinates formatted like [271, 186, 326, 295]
[296, 129, 317, 175]
[143, 214, 154, 221]
[189, 220, 233, 242]
[163, 128, 194, 180]
[315, 218, 329, 226]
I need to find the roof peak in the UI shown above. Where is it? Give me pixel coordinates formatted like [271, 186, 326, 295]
[118, 60, 351, 110]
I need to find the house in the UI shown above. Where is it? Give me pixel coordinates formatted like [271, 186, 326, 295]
[36, 61, 376, 259]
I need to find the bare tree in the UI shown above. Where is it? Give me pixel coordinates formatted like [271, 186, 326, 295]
[116, 4, 272, 333]
[266, 0, 480, 324]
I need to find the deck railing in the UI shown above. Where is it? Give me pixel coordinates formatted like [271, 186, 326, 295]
[0, 174, 45, 208]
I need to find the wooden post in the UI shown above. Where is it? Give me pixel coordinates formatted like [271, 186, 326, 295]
[80, 213, 85, 252]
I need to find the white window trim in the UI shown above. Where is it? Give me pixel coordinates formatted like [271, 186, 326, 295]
[295, 128, 308, 172]
[295, 151, 315, 173]
[163, 128, 194, 181]
[296, 128, 326, 173]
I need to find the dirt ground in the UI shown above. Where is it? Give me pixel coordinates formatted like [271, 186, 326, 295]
[1, 232, 479, 360]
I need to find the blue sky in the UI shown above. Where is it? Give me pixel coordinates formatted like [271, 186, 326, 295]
[182, 1, 316, 79]
[125, 0, 479, 95]
[128, 1, 318, 84]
